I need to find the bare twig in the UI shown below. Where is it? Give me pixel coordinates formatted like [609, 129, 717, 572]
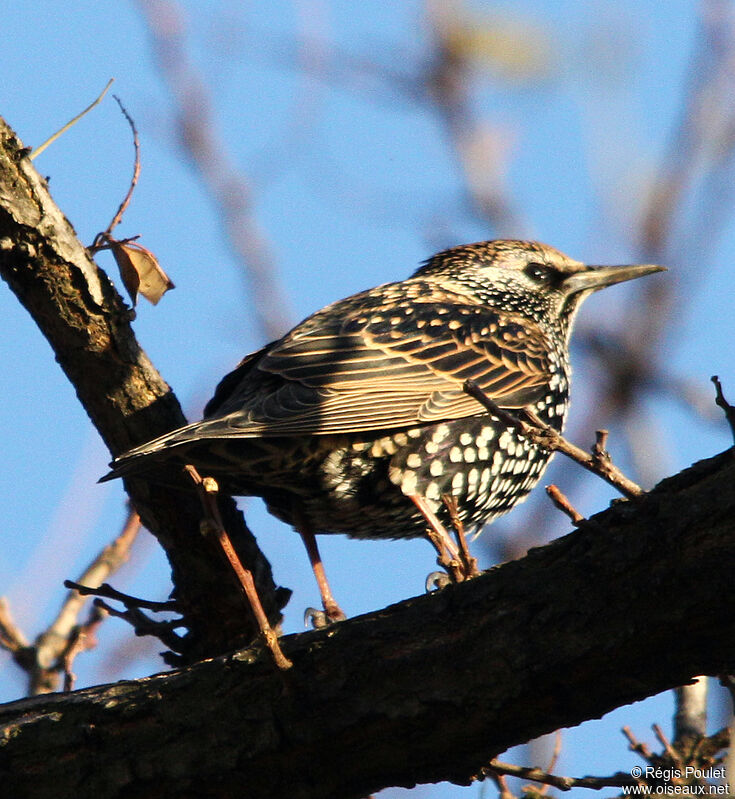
[622, 725, 654, 761]
[483, 758, 636, 792]
[463, 380, 528, 433]
[617, 723, 729, 793]
[184, 466, 292, 670]
[30, 78, 114, 160]
[93, 599, 185, 651]
[592, 429, 609, 460]
[545, 484, 584, 525]
[540, 730, 563, 795]
[90, 95, 142, 245]
[0, 597, 29, 654]
[61, 605, 106, 692]
[482, 725, 730, 795]
[64, 579, 177, 612]
[464, 380, 644, 499]
[653, 723, 685, 774]
[711, 375, 735, 441]
[489, 770, 514, 799]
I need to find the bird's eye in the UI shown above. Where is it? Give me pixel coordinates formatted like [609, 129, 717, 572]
[524, 262, 554, 283]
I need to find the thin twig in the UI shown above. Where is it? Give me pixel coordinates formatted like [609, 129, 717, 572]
[484, 726, 731, 794]
[93, 599, 186, 650]
[539, 730, 564, 795]
[711, 376, 735, 441]
[63, 580, 177, 612]
[592, 429, 609, 461]
[489, 770, 515, 799]
[622, 725, 654, 761]
[653, 724, 685, 774]
[483, 758, 636, 792]
[545, 484, 585, 525]
[30, 78, 114, 160]
[61, 605, 106, 692]
[93, 95, 142, 243]
[464, 380, 644, 499]
[0, 597, 29, 656]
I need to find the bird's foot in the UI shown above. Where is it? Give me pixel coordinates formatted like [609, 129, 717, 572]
[442, 555, 466, 583]
[460, 553, 480, 579]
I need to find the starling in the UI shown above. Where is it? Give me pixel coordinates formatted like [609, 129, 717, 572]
[104, 240, 664, 622]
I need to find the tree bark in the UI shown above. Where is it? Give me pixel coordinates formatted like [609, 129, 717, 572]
[2, 446, 734, 799]
[0, 117, 288, 664]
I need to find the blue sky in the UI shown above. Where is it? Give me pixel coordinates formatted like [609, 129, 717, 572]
[1, 2, 733, 796]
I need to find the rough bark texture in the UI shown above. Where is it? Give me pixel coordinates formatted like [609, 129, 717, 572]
[0, 117, 288, 663]
[2, 446, 735, 798]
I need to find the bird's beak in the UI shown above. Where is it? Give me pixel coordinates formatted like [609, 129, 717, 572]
[564, 263, 666, 295]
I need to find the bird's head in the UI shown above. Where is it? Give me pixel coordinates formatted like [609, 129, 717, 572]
[414, 239, 665, 335]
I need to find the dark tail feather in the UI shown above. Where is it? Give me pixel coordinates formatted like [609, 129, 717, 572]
[98, 453, 162, 482]
[98, 420, 206, 482]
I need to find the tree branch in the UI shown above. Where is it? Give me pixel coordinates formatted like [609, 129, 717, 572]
[1, 447, 734, 799]
[0, 115, 289, 664]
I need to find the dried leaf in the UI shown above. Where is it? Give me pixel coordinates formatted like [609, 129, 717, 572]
[110, 241, 174, 306]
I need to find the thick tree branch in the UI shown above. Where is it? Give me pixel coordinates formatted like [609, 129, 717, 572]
[0, 116, 288, 664]
[1, 447, 734, 799]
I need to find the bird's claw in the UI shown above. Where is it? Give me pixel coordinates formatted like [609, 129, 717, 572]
[425, 571, 451, 592]
[303, 605, 346, 629]
[304, 607, 329, 628]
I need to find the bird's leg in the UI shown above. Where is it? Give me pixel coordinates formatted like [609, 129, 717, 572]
[184, 466, 292, 670]
[292, 505, 346, 627]
[299, 530, 347, 627]
[410, 494, 464, 583]
[442, 494, 479, 578]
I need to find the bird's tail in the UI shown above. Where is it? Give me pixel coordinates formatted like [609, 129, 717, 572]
[99, 420, 207, 482]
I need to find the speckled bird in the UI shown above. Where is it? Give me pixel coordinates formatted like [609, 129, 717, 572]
[104, 240, 664, 621]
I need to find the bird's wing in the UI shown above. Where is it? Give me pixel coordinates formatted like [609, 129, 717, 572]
[203, 343, 275, 418]
[191, 283, 553, 438]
